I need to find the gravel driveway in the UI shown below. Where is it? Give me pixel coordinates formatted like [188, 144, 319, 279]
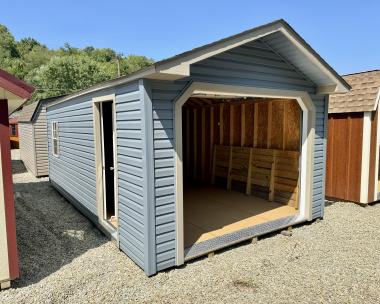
[1, 150, 380, 303]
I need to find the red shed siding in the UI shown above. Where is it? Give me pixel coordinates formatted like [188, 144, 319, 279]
[326, 113, 363, 202]
[0, 100, 19, 280]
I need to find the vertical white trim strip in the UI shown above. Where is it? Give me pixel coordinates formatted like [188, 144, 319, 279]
[360, 112, 372, 203]
[375, 110, 380, 200]
[0, 145, 10, 282]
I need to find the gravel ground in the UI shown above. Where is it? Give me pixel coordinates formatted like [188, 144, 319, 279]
[1, 150, 380, 303]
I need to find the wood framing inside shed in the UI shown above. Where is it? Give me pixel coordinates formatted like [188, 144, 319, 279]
[179, 93, 304, 258]
[326, 70, 380, 204]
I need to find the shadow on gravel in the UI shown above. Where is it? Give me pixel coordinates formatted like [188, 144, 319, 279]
[12, 160, 107, 288]
[12, 158, 27, 174]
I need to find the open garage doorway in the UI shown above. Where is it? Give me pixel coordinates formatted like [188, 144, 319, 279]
[180, 94, 303, 259]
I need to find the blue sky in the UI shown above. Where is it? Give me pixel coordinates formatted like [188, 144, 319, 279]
[1, 1, 379, 75]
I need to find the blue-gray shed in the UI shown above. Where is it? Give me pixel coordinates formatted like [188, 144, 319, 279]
[46, 19, 350, 276]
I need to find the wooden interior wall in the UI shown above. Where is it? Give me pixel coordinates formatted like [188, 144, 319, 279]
[182, 98, 301, 183]
[325, 113, 363, 202]
[368, 109, 378, 202]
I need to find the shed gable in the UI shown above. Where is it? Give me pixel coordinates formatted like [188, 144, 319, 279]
[150, 44, 328, 271]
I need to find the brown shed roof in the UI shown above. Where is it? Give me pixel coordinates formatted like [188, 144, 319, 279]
[329, 70, 380, 113]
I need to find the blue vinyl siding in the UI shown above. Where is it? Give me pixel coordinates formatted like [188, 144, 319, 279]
[151, 80, 187, 271]
[48, 98, 98, 215]
[150, 38, 327, 271]
[47, 82, 155, 274]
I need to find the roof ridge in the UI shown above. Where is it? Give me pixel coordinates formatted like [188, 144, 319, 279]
[343, 69, 380, 77]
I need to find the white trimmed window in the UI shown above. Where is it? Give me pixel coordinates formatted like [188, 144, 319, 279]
[52, 122, 59, 157]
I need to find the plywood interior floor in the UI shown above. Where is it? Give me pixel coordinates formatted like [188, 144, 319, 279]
[184, 185, 298, 248]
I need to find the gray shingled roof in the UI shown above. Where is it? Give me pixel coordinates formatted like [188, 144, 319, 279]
[18, 102, 40, 122]
[329, 70, 380, 113]
[19, 95, 66, 123]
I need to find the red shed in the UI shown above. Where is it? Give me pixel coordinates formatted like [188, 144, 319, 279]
[326, 70, 380, 204]
[0, 69, 34, 289]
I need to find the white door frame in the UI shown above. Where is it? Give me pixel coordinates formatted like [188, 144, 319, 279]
[92, 94, 119, 232]
[173, 82, 316, 265]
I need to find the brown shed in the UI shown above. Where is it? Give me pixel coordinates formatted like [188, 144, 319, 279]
[326, 70, 380, 204]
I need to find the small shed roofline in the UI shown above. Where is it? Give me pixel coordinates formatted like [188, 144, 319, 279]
[19, 95, 66, 123]
[48, 19, 350, 109]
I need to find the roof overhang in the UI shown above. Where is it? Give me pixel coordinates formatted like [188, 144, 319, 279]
[51, 19, 350, 107]
[0, 69, 34, 114]
[146, 19, 350, 93]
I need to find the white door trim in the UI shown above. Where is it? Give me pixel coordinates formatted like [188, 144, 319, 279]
[173, 82, 316, 266]
[92, 94, 119, 235]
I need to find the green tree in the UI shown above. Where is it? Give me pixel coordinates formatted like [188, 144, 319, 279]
[27, 55, 113, 99]
[122, 55, 154, 74]
[0, 23, 155, 100]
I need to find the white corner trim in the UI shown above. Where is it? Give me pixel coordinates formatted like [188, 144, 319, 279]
[360, 112, 372, 203]
[174, 82, 315, 266]
[373, 88, 380, 112]
[374, 110, 380, 200]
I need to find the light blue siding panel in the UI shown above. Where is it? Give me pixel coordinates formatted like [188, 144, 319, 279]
[116, 82, 149, 272]
[47, 96, 98, 217]
[156, 203, 175, 216]
[156, 231, 176, 245]
[48, 81, 151, 274]
[156, 194, 175, 206]
[157, 258, 176, 271]
[157, 249, 175, 263]
[118, 196, 144, 217]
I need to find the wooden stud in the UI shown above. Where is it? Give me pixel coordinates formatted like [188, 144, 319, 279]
[201, 108, 206, 181]
[219, 104, 224, 145]
[268, 151, 276, 201]
[227, 146, 233, 190]
[211, 145, 217, 184]
[294, 178, 300, 210]
[267, 101, 272, 149]
[253, 102, 258, 147]
[210, 107, 215, 179]
[230, 104, 234, 145]
[246, 148, 253, 195]
[241, 104, 246, 147]
[193, 108, 197, 180]
[186, 108, 190, 177]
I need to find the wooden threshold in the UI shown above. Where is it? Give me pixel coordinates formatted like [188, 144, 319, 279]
[184, 185, 297, 248]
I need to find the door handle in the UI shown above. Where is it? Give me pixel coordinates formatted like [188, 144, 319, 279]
[110, 167, 114, 171]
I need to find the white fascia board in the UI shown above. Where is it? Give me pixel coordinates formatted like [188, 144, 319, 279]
[156, 24, 281, 75]
[278, 28, 349, 94]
